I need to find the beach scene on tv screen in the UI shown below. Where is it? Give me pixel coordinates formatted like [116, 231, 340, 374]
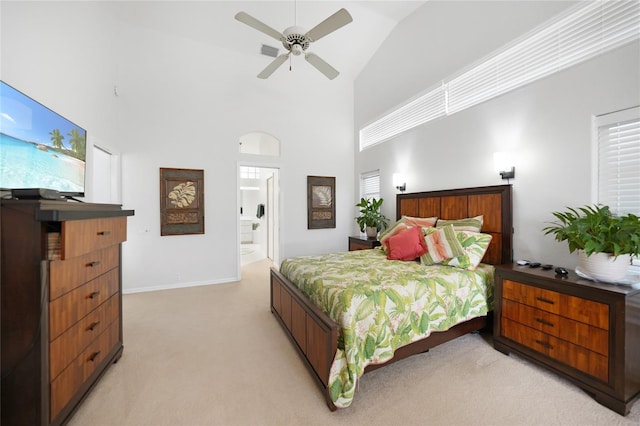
[0, 82, 86, 193]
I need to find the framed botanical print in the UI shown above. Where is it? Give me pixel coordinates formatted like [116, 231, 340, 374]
[160, 167, 204, 235]
[307, 175, 335, 229]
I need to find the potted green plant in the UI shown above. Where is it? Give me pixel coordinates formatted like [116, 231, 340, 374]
[355, 197, 390, 238]
[542, 205, 640, 281]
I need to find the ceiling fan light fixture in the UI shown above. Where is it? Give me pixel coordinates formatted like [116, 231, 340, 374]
[235, 8, 352, 79]
[290, 44, 304, 56]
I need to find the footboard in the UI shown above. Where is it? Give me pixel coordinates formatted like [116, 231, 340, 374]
[270, 267, 339, 410]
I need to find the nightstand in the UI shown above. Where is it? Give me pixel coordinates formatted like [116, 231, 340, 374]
[348, 236, 381, 251]
[493, 263, 640, 415]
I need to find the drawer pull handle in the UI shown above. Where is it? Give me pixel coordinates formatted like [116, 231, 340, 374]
[535, 318, 554, 327]
[87, 321, 101, 331]
[86, 261, 101, 268]
[88, 291, 101, 299]
[535, 339, 553, 349]
[97, 230, 111, 236]
[536, 297, 555, 305]
[88, 351, 101, 362]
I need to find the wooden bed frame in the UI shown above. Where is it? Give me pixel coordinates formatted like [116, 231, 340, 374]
[270, 184, 513, 410]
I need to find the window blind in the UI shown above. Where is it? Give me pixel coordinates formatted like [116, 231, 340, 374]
[359, 85, 445, 150]
[596, 106, 640, 216]
[448, 1, 640, 115]
[360, 170, 381, 201]
[359, 1, 640, 150]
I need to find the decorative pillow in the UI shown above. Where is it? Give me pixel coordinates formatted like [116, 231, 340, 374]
[441, 231, 493, 271]
[379, 216, 438, 253]
[379, 220, 410, 253]
[386, 226, 428, 261]
[402, 215, 438, 228]
[436, 215, 484, 232]
[420, 224, 465, 265]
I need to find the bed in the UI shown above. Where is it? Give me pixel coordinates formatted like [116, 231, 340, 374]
[270, 184, 513, 410]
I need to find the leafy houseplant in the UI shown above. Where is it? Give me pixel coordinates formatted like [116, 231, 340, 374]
[355, 197, 390, 238]
[543, 205, 640, 281]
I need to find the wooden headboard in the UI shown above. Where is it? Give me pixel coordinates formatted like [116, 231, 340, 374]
[397, 185, 513, 265]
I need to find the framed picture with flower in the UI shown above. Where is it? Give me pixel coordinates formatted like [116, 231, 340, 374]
[160, 167, 204, 235]
[307, 175, 335, 229]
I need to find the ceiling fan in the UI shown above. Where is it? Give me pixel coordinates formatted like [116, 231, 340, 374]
[235, 8, 353, 80]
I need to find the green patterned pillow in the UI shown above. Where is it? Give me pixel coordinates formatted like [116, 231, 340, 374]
[420, 224, 465, 265]
[442, 230, 493, 271]
[436, 215, 483, 232]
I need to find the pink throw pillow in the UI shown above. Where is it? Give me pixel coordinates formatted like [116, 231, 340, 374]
[386, 226, 428, 261]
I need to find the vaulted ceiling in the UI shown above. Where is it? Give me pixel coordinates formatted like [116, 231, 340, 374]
[118, 1, 426, 81]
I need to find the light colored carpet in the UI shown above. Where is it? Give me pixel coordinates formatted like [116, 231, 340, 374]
[70, 259, 639, 426]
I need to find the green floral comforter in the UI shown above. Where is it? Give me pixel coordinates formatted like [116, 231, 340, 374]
[279, 247, 494, 408]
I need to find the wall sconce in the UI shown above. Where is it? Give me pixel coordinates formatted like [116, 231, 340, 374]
[393, 173, 406, 192]
[493, 152, 515, 182]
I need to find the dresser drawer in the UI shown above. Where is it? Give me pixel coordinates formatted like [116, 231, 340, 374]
[502, 299, 608, 356]
[502, 280, 609, 329]
[49, 268, 119, 340]
[61, 217, 127, 259]
[50, 321, 119, 421]
[49, 294, 119, 381]
[49, 245, 120, 300]
[502, 318, 608, 382]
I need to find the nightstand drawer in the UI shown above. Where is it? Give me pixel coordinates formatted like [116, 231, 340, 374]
[502, 318, 608, 382]
[502, 299, 608, 356]
[503, 279, 608, 329]
[348, 236, 381, 251]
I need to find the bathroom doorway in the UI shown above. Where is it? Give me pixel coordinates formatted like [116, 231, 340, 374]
[237, 131, 280, 276]
[239, 166, 280, 267]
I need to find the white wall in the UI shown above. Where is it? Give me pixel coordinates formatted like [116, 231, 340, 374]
[355, 1, 640, 269]
[0, 1, 121, 202]
[2, 1, 355, 292]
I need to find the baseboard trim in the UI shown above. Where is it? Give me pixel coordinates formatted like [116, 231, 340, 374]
[123, 276, 238, 294]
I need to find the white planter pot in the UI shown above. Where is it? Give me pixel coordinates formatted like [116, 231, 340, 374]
[577, 250, 630, 282]
[365, 226, 378, 238]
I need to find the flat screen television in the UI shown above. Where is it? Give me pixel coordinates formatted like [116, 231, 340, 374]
[0, 80, 86, 198]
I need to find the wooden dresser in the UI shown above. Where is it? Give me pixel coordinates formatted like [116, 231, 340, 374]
[493, 264, 640, 415]
[1, 200, 134, 425]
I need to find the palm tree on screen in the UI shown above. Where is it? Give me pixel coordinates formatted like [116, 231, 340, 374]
[49, 129, 64, 149]
[67, 128, 85, 156]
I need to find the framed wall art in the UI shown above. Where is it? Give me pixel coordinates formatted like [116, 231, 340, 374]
[160, 167, 204, 236]
[307, 175, 335, 229]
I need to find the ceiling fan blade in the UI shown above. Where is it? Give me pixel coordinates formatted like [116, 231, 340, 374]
[305, 8, 353, 42]
[305, 53, 339, 80]
[257, 54, 289, 79]
[235, 11, 284, 41]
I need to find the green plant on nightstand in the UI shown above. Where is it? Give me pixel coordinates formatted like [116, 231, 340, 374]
[355, 197, 389, 238]
[542, 204, 640, 281]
